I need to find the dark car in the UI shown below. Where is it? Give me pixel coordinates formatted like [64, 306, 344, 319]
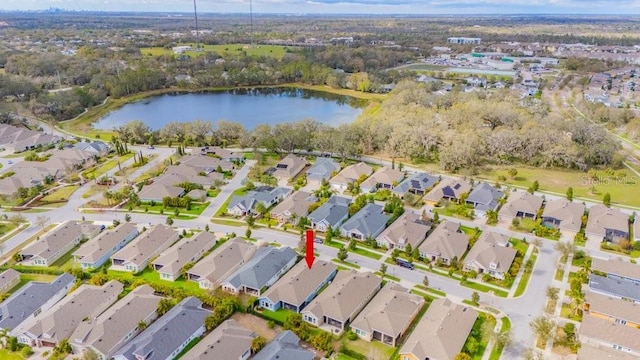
[396, 258, 414, 270]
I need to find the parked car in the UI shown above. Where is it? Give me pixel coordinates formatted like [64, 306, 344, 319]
[396, 258, 414, 270]
[314, 237, 323, 244]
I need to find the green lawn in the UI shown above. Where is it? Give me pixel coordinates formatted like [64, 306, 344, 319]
[332, 258, 361, 269]
[489, 317, 512, 360]
[560, 303, 583, 322]
[39, 185, 80, 203]
[50, 246, 80, 268]
[514, 253, 538, 297]
[509, 238, 529, 254]
[128, 201, 211, 218]
[350, 246, 383, 260]
[83, 153, 134, 179]
[0, 222, 18, 238]
[477, 166, 640, 208]
[210, 218, 245, 227]
[5, 273, 59, 296]
[108, 267, 205, 295]
[375, 271, 400, 282]
[260, 308, 295, 324]
[341, 337, 395, 360]
[555, 268, 565, 281]
[215, 187, 247, 216]
[0, 349, 23, 360]
[141, 44, 293, 60]
[414, 285, 446, 297]
[462, 281, 509, 298]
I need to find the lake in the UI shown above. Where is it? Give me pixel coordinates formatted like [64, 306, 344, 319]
[94, 88, 366, 130]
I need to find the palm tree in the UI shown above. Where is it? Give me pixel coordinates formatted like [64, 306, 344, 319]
[137, 320, 147, 330]
[251, 336, 266, 353]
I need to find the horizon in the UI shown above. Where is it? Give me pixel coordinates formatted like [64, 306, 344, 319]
[2, 0, 640, 15]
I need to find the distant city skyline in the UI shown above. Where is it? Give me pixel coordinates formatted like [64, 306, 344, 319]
[1, 0, 640, 15]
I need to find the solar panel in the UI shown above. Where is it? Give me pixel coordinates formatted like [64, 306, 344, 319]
[454, 183, 461, 190]
[276, 164, 288, 169]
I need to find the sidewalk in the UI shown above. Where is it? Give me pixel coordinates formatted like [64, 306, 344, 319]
[544, 254, 573, 358]
[508, 243, 535, 297]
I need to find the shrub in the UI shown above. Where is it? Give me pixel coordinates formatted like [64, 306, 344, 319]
[347, 330, 358, 341]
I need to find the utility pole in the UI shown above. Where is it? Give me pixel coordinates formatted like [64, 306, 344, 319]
[193, 0, 200, 51]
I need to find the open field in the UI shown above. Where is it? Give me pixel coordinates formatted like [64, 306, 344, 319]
[141, 43, 292, 59]
[39, 185, 80, 203]
[476, 166, 640, 208]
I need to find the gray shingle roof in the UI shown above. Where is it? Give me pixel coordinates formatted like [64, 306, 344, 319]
[252, 331, 314, 360]
[181, 319, 256, 360]
[222, 246, 297, 291]
[393, 172, 439, 196]
[228, 186, 291, 213]
[308, 196, 351, 227]
[114, 297, 210, 360]
[589, 274, 640, 302]
[0, 274, 75, 331]
[340, 203, 390, 239]
[306, 158, 340, 181]
[466, 182, 504, 212]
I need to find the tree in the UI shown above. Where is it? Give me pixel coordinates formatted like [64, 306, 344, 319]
[35, 215, 49, 231]
[555, 241, 576, 261]
[325, 225, 333, 243]
[245, 228, 252, 239]
[433, 211, 439, 223]
[255, 202, 268, 218]
[379, 263, 387, 280]
[8, 214, 26, 227]
[566, 187, 574, 201]
[137, 320, 148, 331]
[245, 214, 255, 228]
[124, 213, 131, 222]
[471, 291, 480, 305]
[157, 298, 174, 316]
[391, 248, 401, 262]
[508, 168, 518, 179]
[546, 286, 560, 302]
[166, 217, 174, 226]
[531, 238, 543, 249]
[532, 180, 539, 192]
[568, 279, 585, 316]
[82, 349, 100, 360]
[529, 315, 555, 345]
[251, 336, 267, 354]
[337, 247, 348, 262]
[603, 192, 611, 207]
[423, 275, 429, 288]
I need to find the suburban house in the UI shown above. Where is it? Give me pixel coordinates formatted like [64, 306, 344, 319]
[302, 271, 382, 334]
[498, 191, 544, 222]
[359, 166, 405, 193]
[591, 258, 640, 284]
[585, 291, 640, 328]
[187, 238, 256, 290]
[253, 331, 314, 360]
[70, 285, 162, 360]
[20, 221, 102, 267]
[463, 232, 517, 280]
[541, 199, 586, 235]
[392, 172, 439, 198]
[309, 196, 351, 232]
[376, 211, 431, 250]
[306, 157, 340, 187]
[423, 178, 472, 205]
[137, 183, 186, 202]
[73, 223, 139, 270]
[465, 182, 504, 216]
[19, 280, 124, 347]
[329, 162, 373, 191]
[113, 297, 210, 360]
[350, 284, 425, 347]
[585, 204, 630, 244]
[180, 154, 234, 173]
[220, 246, 297, 296]
[271, 154, 307, 181]
[588, 274, 640, 303]
[202, 147, 244, 162]
[186, 189, 208, 201]
[418, 220, 469, 265]
[399, 298, 478, 360]
[73, 141, 110, 156]
[0, 166, 55, 196]
[0, 269, 20, 294]
[258, 260, 338, 313]
[152, 231, 217, 281]
[577, 344, 639, 360]
[110, 224, 179, 273]
[269, 191, 316, 224]
[0, 124, 62, 153]
[0, 274, 75, 336]
[227, 186, 292, 216]
[157, 167, 223, 189]
[339, 203, 390, 240]
[182, 319, 256, 360]
[580, 311, 640, 357]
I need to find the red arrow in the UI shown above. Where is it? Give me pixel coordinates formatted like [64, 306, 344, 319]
[305, 229, 315, 269]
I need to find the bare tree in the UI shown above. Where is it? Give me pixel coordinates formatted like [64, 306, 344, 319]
[529, 315, 556, 345]
[35, 215, 49, 231]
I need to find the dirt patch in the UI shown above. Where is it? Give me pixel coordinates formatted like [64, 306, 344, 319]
[231, 313, 278, 341]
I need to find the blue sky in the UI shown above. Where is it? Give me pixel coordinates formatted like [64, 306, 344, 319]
[1, 0, 639, 14]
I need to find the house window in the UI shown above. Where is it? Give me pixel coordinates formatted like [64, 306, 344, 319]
[615, 318, 627, 325]
[613, 344, 623, 351]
